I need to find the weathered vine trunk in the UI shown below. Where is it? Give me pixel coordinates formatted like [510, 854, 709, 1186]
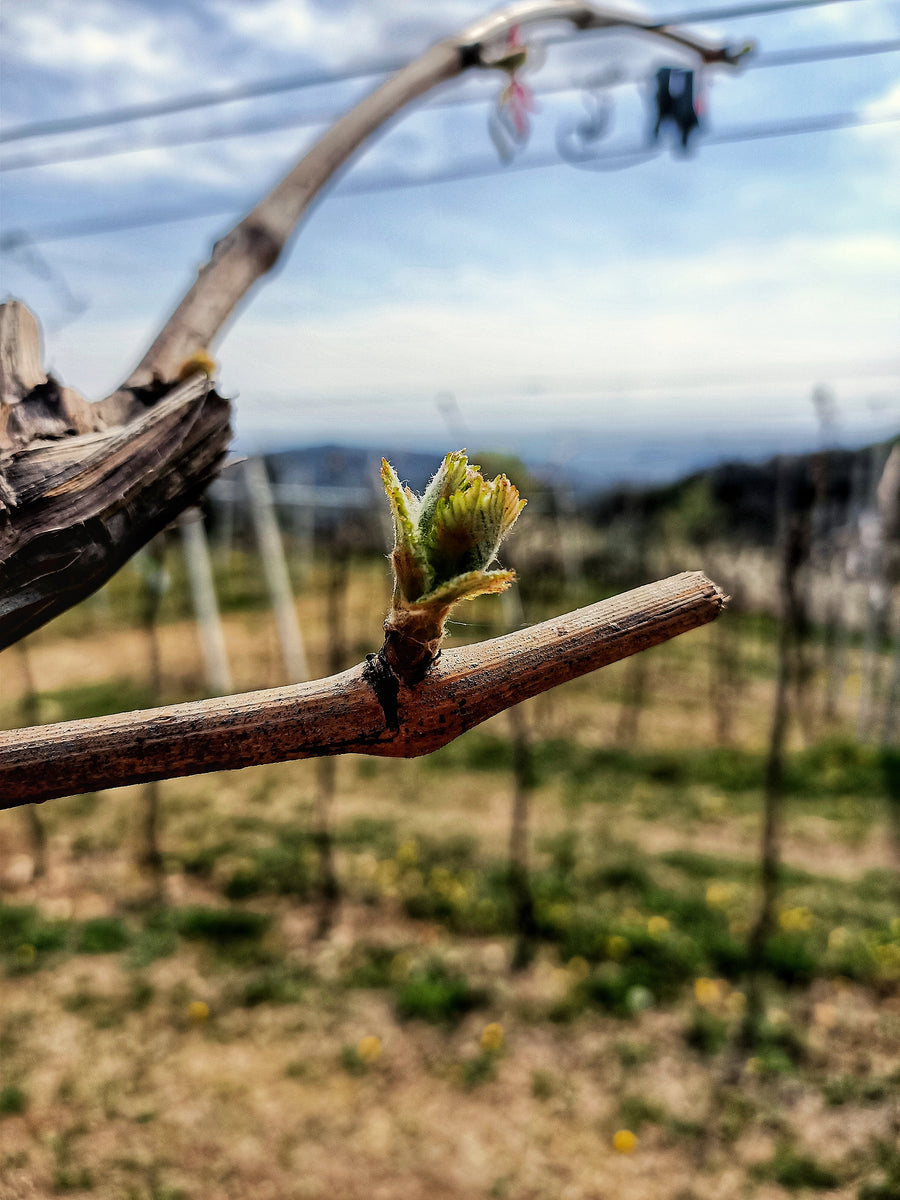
[0, 301, 230, 649]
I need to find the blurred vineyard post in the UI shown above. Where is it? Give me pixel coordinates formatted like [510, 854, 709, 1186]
[137, 535, 169, 893]
[244, 456, 309, 683]
[708, 593, 742, 747]
[741, 458, 812, 1047]
[178, 508, 232, 695]
[14, 643, 47, 878]
[312, 538, 351, 939]
[243, 454, 343, 935]
[872, 445, 900, 743]
[502, 588, 538, 971]
[615, 494, 653, 746]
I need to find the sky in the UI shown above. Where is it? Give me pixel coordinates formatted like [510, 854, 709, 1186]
[1, 0, 898, 483]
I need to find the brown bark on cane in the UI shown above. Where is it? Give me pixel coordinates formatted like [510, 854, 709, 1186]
[0, 571, 726, 808]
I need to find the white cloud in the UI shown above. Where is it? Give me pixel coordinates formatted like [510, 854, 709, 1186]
[203, 233, 900, 419]
[203, 0, 474, 65]
[2, 3, 190, 104]
[864, 80, 900, 119]
[43, 231, 898, 412]
[806, 1, 900, 39]
[858, 81, 900, 174]
[209, 1, 316, 47]
[6, 2, 896, 457]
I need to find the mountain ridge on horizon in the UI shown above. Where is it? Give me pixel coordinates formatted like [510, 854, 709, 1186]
[255, 426, 898, 500]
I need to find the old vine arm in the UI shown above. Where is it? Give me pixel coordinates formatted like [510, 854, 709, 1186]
[111, 2, 744, 398]
[0, 572, 724, 808]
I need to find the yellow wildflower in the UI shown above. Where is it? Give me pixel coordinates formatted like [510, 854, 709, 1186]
[377, 859, 399, 898]
[830, 921, 849, 950]
[726, 990, 747, 1015]
[779, 906, 814, 932]
[551, 967, 571, 993]
[377, 859, 398, 886]
[607, 935, 630, 961]
[188, 1000, 210, 1023]
[694, 977, 724, 1007]
[548, 902, 572, 928]
[357, 1035, 382, 1064]
[389, 952, 411, 983]
[612, 1129, 638, 1154]
[480, 1022, 505, 1054]
[396, 840, 419, 867]
[430, 866, 452, 892]
[873, 943, 900, 981]
[700, 793, 727, 817]
[647, 916, 670, 938]
[706, 882, 733, 909]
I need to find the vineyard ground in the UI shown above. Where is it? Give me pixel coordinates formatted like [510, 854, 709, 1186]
[1, 558, 897, 1200]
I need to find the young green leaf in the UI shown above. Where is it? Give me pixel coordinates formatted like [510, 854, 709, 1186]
[379, 450, 526, 681]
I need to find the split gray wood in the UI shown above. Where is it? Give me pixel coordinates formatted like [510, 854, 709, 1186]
[0, 365, 230, 649]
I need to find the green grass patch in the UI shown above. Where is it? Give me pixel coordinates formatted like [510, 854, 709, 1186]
[0, 1085, 28, 1117]
[745, 1018, 807, 1075]
[859, 1139, 900, 1200]
[425, 733, 889, 821]
[343, 942, 403, 989]
[180, 841, 236, 880]
[531, 1069, 556, 1100]
[822, 1074, 894, 1107]
[38, 678, 158, 722]
[335, 817, 397, 854]
[0, 904, 71, 973]
[128, 911, 180, 968]
[393, 959, 487, 1025]
[221, 833, 314, 901]
[460, 1052, 497, 1089]
[752, 1142, 841, 1191]
[172, 906, 271, 960]
[385, 823, 894, 1001]
[61, 978, 153, 1028]
[233, 963, 307, 1007]
[618, 1093, 667, 1131]
[684, 1008, 729, 1056]
[77, 916, 131, 955]
[174, 905, 270, 942]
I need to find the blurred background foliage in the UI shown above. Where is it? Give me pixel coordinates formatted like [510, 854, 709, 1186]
[0, 433, 897, 1199]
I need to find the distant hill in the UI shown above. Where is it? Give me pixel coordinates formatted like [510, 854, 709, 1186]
[260, 434, 898, 548]
[584, 436, 898, 545]
[265, 444, 441, 494]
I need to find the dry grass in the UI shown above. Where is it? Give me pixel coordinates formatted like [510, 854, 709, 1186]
[1, 556, 897, 1199]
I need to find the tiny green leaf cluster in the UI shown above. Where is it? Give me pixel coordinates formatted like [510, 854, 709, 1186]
[381, 450, 526, 610]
